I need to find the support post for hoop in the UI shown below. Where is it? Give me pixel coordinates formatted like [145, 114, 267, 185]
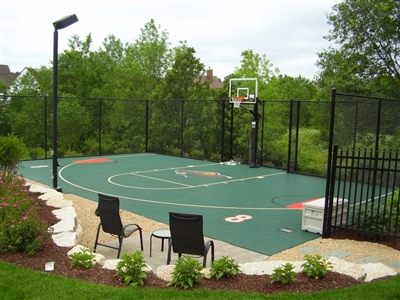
[249, 98, 260, 168]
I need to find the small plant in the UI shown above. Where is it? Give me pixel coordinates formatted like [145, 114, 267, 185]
[168, 256, 203, 289]
[301, 254, 333, 279]
[116, 251, 147, 286]
[270, 263, 297, 285]
[206, 256, 241, 281]
[69, 248, 96, 269]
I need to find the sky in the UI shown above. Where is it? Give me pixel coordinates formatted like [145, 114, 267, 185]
[0, 0, 341, 80]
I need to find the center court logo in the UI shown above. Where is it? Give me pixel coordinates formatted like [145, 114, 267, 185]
[175, 170, 232, 179]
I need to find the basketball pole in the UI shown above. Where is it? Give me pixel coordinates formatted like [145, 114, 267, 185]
[249, 98, 260, 168]
[229, 78, 260, 168]
[235, 98, 261, 168]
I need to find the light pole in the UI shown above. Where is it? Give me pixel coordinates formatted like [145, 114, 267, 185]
[52, 14, 78, 191]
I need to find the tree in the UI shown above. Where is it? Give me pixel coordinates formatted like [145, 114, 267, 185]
[126, 19, 171, 99]
[165, 42, 206, 100]
[317, 0, 400, 96]
[57, 98, 90, 154]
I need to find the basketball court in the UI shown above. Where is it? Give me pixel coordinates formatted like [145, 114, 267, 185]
[20, 153, 327, 256]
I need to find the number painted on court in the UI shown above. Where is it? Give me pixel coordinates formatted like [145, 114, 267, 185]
[224, 214, 253, 223]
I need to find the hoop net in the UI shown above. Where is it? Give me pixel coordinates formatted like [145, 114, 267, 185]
[233, 101, 241, 108]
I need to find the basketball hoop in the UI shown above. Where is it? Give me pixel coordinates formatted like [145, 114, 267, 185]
[231, 96, 244, 108]
[233, 101, 241, 108]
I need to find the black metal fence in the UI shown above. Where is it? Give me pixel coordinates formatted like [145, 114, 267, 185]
[2, 91, 399, 178]
[324, 90, 400, 248]
[325, 146, 399, 248]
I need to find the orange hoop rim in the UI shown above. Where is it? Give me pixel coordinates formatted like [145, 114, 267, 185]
[231, 96, 245, 102]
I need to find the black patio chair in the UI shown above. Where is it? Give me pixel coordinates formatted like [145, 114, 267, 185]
[167, 212, 214, 267]
[94, 193, 143, 258]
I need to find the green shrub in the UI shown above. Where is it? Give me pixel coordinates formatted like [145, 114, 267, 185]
[0, 175, 50, 256]
[206, 256, 241, 281]
[116, 251, 147, 286]
[28, 147, 45, 159]
[168, 256, 203, 289]
[190, 149, 205, 159]
[357, 189, 400, 234]
[69, 248, 96, 269]
[0, 134, 28, 172]
[301, 254, 333, 279]
[209, 152, 221, 162]
[270, 263, 297, 285]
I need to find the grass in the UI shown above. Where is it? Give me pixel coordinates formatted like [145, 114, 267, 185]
[0, 261, 399, 299]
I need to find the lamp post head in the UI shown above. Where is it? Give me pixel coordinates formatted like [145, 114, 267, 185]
[53, 14, 78, 30]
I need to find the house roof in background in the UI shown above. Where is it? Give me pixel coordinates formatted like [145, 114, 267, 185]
[0, 65, 19, 85]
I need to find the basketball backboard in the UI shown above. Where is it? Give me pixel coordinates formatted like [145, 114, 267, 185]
[229, 78, 258, 104]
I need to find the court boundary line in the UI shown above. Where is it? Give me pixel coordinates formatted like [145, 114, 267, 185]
[108, 170, 286, 190]
[59, 161, 295, 210]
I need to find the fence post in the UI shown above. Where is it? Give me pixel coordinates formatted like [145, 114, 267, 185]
[146, 100, 149, 152]
[287, 99, 293, 172]
[259, 101, 265, 166]
[44, 94, 48, 159]
[323, 88, 337, 238]
[220, 98, 225, 162]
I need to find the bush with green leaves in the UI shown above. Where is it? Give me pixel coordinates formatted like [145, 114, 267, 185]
[168, 256, 203, 289]
[357, 189, 400, 234]
[0, 134, 28, 172]
[270, 263, 297, 285]
[206, 256, 241, 281]
[69, 248, 96, 269]
[116, 251, 147, 286]
[0, 174, 50, 256]
[301, 254, 333, 279]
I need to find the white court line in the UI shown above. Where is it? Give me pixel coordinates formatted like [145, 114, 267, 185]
[58, 155, 291, 210]
[109, 172, 194, 189]
[108, 171, 286, 190]
[129, 163, 217, 174]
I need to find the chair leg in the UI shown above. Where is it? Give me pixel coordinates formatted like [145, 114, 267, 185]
[210, 241, 215, 262]
[167, 241, 172, 265]
[117, 235, 123, 259]
[94, 223, 101, 252]
[203, 240, 215, 267]
[138, 228, 143, 251]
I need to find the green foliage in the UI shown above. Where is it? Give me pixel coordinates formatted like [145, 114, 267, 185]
[116, 251, 147, 286]
[28, 147, 45, 159]
[206, 256, 241, 281]
[210, 153, 221, 162]
[317, 0, 400, 97]
[69, 248, 96, 269]
[357, 189, 400, 234]
[0, 134, 28, 172]
[189, 149, 204, 159]
[301, 254, 333, 280]
[168, 256, 203, 289]
[58, 99, 91, 153]
[296, 129, 328, 175]
[0, 174, 50, 255]
[270, 263, 297, 285]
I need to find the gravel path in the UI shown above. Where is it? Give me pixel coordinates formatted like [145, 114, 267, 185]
[64, 193, 400, 268]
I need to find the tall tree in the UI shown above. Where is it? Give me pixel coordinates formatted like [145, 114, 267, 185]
[57, 98, 90, 154]
[165, 42, 206, 99]
[126, 19, 171, 99]
[317, 0, 400, 96]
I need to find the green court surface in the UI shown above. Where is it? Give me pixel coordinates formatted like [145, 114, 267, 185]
[20, 153, 327, 256]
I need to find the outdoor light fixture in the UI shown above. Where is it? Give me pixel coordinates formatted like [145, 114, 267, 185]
[52, 14, 78, 191]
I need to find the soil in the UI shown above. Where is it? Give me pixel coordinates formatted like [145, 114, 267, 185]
[0, 191, 387, 295]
